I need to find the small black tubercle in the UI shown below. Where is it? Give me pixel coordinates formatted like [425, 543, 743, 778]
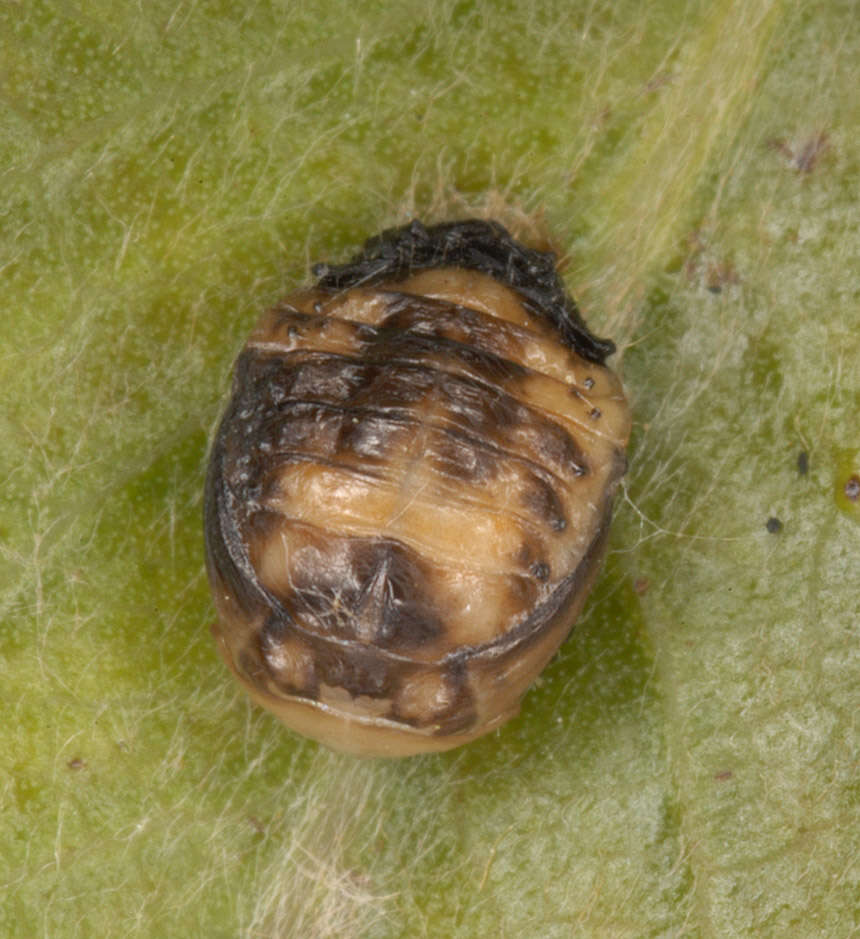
[312, 218, 616, 366]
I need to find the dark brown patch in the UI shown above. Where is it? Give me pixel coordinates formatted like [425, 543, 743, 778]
[275, 353, 375, 404]
[334, 410, 413, 462]
[370, 316, 529, 387]
[797, 451, 809, 476]
[525, 415, 588, 479]
[382, 293, 517, 356]
[283, 535, 444, 652]
[433, 658, 477, 735]
[311, 641, 398, 700]
[766, 517, 783, 534]
[258, 613, 403, 705]
[520, 476, 567, 531]
[436, 371, 523, 434]
[515, 539, 549, 578]
[340, 362, 537, 459]
[269, 306, 315, 332]
[844, 475, 860, 503]
[67, 757, 86, 771]
[430, 426, 501, 484]
[251, 401, 414, 476]
[237, 348, 392, 421]
[246, 507, 295, 549]
[633, 577, 650, 596]
[259, 401, 345, 461]
[238, 644, 269, 687]
[343, 361, 434, 411]
[530, 562, 551, 582]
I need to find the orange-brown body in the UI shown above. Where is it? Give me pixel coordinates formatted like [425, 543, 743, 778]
[205, 220, 630, 756]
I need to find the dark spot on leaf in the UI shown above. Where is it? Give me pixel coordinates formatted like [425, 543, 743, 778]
[247, 815, 266, 836]
[766, 132, 829, 172]
[766, 517, 783, 534]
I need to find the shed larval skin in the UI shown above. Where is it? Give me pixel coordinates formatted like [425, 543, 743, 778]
[204, 220, 631, 756]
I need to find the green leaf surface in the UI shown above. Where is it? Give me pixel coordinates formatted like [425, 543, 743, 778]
[2, 1, 857, 936]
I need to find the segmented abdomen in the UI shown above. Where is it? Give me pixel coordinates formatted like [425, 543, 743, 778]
[205, 244, 630, 756]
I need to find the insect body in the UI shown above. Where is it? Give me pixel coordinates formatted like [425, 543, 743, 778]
[204, 219, 631, 756]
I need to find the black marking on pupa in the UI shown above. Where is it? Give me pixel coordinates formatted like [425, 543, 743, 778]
[313, 218, 616, 366]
